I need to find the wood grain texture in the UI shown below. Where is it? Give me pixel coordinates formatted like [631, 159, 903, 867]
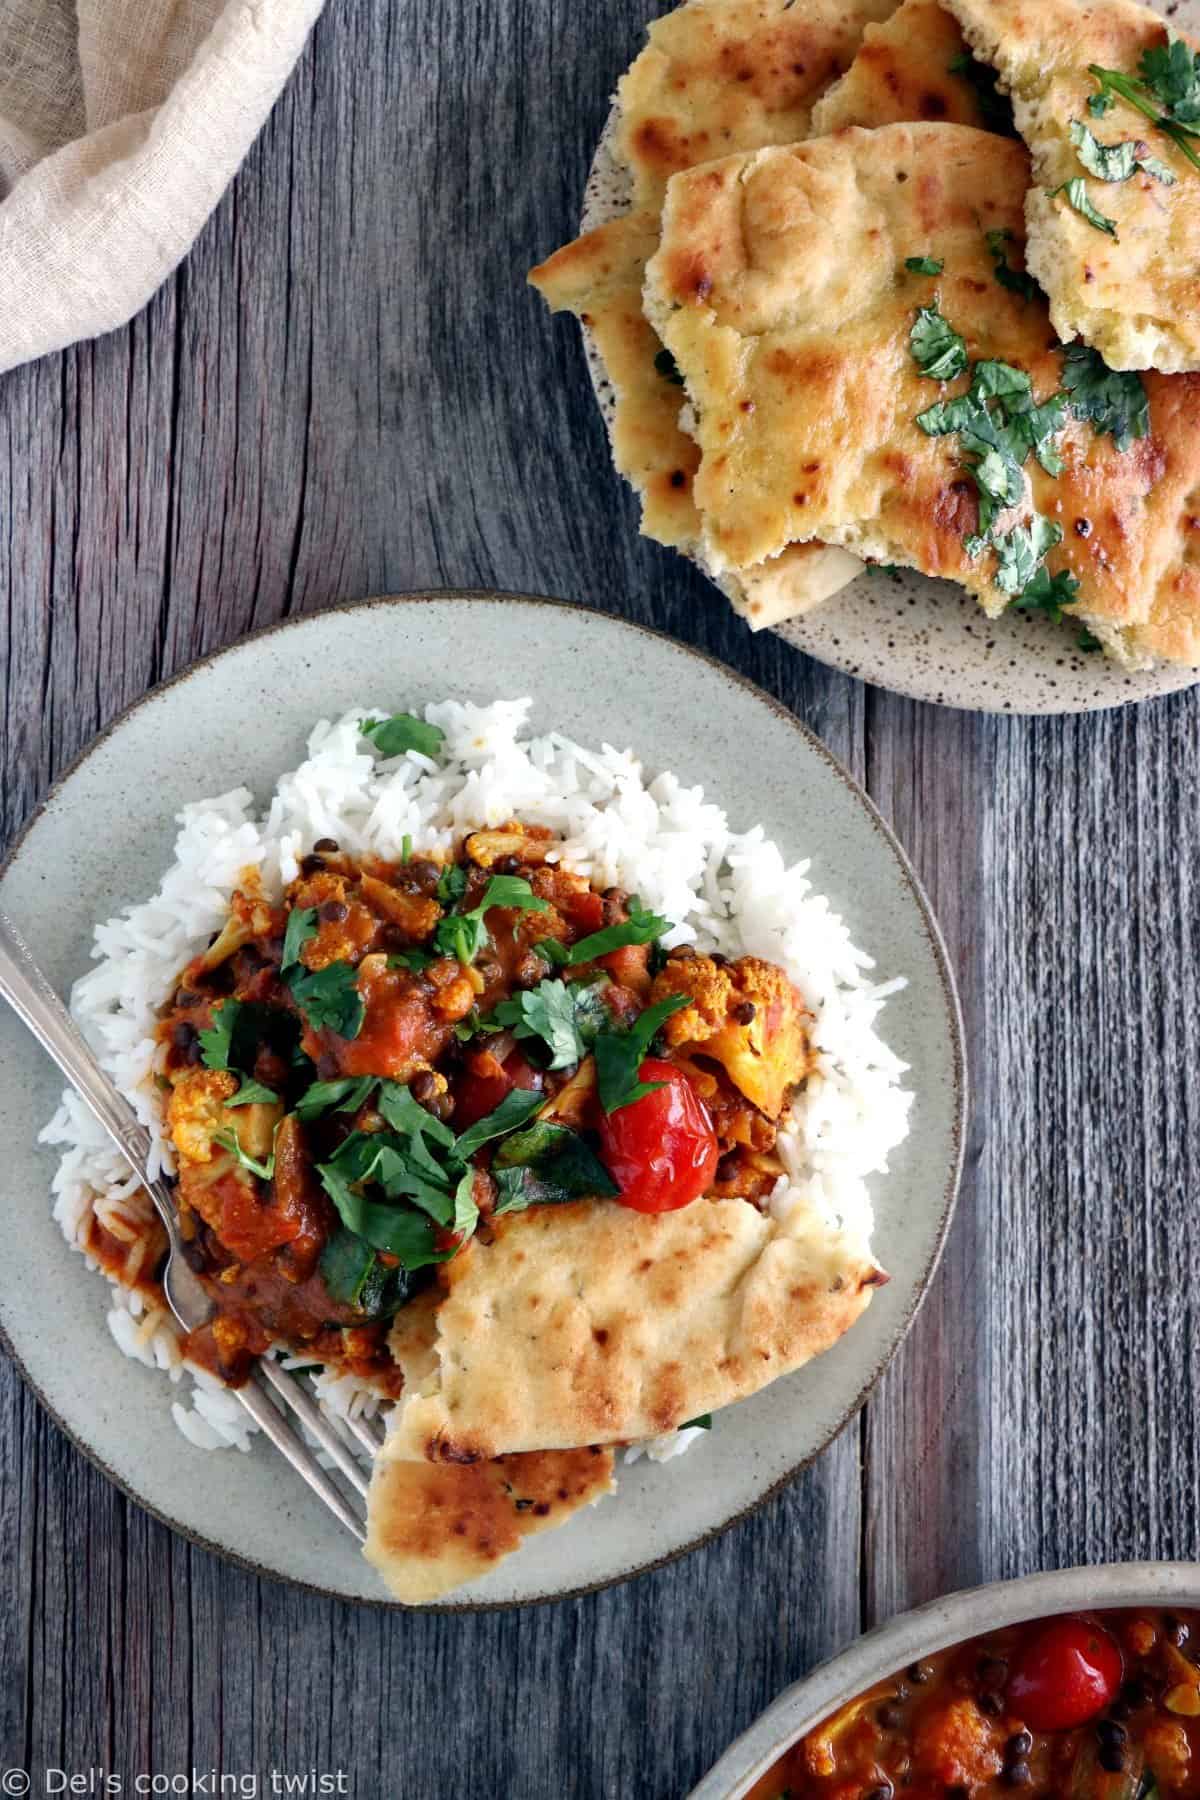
[0, 0, 1196, 1793]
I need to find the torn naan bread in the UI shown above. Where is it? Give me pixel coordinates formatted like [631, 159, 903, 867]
[381, 1193, 883, 1465]
[364, 1293, 616, 1602]
[365, 1448, 616, 1604]
[527, 196, 863, 625]
[644, 122, 1200, 665]
[615, 0, 900, 208]
[813, 0, 1001, 134]
[943, 0, 1200, 372]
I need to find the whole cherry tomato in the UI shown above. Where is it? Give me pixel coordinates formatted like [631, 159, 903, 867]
[453, 1048, 542, 1130]
[597, 1058, 719, 1213]
[1007, 1616, 1123, 1730]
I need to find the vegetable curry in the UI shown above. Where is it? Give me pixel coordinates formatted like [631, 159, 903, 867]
[754, 1608, 1200, 1799]
[156, 794, 814, 1391]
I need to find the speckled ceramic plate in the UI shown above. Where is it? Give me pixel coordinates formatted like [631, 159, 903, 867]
[577, 0, 1200, 716]
[0, 593, 964, 1607]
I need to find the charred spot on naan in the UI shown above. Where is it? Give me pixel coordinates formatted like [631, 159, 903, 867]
[615, 0, 901, 206]
[364, 1445, 616, 1604]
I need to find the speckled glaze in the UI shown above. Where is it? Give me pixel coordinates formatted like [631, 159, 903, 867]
[578, 6, 1200, 718]
[0, 594, 964, 1607]
[688, 1562, 1200, 1800]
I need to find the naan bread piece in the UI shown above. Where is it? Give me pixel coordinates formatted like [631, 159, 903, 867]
[943, 0, 1200, 372]
[616, 0, 899, 208]
[644, 123, 1200, 665]
[365, 1448, 616, 1604]
[364, 1292, 616, 1603]
[528, 212, 863, 619]
[382, 1195, 883, 1464]
[812, 0, 998, 134]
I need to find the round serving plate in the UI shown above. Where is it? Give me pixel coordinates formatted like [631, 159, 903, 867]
[0, 592, 964, 1607]
[689, 1561, 1200, 1797]
[577, 0, 1200, 717]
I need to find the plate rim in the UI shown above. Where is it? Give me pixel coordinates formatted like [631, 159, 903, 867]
[0, 587, 968, 1610]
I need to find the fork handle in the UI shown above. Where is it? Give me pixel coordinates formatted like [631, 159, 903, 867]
[0, 909, 155, 1175]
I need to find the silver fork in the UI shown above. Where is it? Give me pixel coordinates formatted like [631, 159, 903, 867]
[0, 908, 387, 1543]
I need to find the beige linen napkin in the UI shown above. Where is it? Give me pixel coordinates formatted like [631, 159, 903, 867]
[0, 0, 325, 375]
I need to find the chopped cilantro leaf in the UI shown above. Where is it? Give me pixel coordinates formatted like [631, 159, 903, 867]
[1047, 177, 1119, 237]
[566, 897, 671, 965]
[492, 1121, 620, 1215]
[1069, 118, 1176, 185]
[317, 1155, 454, 1269]
[1140, 36, 1200, 124]
[214, 1128, 275, 1181]
[198, 999, 240, 1071]
[282, 906, 318, 972]
[681, 1414, 713, 1431]
[654, 345, 685, 386]
[1078, 627, 1105, 653]
[1010, 562, 1083, 621]
[294, 1074, 378, 1121]
[453, 1087, 546, 1160]
[360, 712, 446, 759]
[436, 864, 468, 906]
[1060, 345, 1149, 451]
[905, 255, 943, 275]
[985, 228, 1041, 303]
[285, 960, 365, 1039]
[909, 306, 968, 381]
[993, 514, 1064, 597]
[1087, 57, 1200, 173]
[492, 980, 586, 1070]
[377, 1080, 458, 1149]
[433, 873, 550, 965]
[226, 1078, 281, 1108]
[532, 936, 569, 968]
[594, 993, 690, 1115]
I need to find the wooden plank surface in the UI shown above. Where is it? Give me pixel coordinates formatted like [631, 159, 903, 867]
[1, 0, 1197, 1794]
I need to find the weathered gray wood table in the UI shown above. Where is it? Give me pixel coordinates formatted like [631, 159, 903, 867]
[2, 2, 1198, 1795]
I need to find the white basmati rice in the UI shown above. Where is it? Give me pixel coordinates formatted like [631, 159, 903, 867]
[39, 700, 913, 1457]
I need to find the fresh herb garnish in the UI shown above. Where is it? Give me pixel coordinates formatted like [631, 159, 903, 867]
[909, 306, 968, 381]
[1047, 176, 1119, 237]
[387, 947, 436, 972]
[947, 50, 1015, 136]
[214, 1127, 276, 1181]
[1087, 40, 1200, 173]
[905, 255, 943, 275]
[436, 864, 468, 906]
[401, 833, 413, 863]
[1068, 117, 1176, 184]
[680, 1414, 713, 1431]
[377, 1079, 458, 1148]
[1078, 627, 1104, 653]
[594, 993, 690, 1114]
[564, 897, 671, 966]
[226, 1078, 281, 1108]
[992, 513, 1065, 597]
[198, 999, 241, 1071]
[492, 1121, 620, 1215]
[1060, 344, 1150, 451]
[491, 976, 609, 1071]
[1009, 561, 1083, 622]
[319, 1155, 455, 1268]
[360, 712, 446, 759]
[281, 906, 318, 971]
[654, 345, 685, 386]
[294, 1073, 378, 1121]
[285, 960, 365, 1039]
[453, 1087, 546, 1160]
[532, 937, 569, 968]
[985, 228, 1040, 303]
[434, 874, 550, 965]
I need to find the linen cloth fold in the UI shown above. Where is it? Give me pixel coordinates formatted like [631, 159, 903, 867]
[0, 0, 325, 376]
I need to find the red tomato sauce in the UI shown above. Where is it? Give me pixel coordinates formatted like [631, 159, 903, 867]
[755, 1608, 1200, 1799]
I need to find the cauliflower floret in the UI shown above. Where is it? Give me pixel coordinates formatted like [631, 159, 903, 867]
[649, 952, 812, 1118]
[911, 1698, 1003, 1790]
[166, 1069, 239, 1165]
